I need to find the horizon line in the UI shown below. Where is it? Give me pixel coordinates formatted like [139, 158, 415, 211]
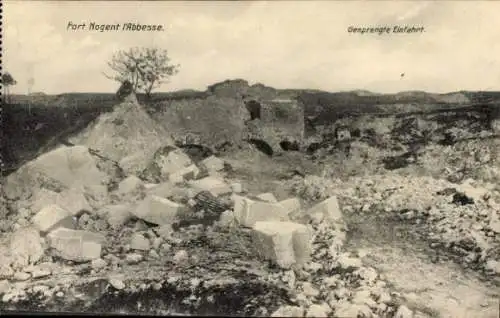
[8, 77, 499, 96]
[10, 88, 500, 96]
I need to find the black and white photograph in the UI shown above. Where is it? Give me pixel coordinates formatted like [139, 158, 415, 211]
[1, 1, 500, 317]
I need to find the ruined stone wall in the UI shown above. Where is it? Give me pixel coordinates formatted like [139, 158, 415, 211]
[208, 79, 250, 98]
[155, 95, 250, 148]
[243, 99, 305, 153]
[154, 80, 305, 152]
[260, 99, 305, 141]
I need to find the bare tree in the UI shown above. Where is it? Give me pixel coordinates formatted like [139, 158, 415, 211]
[104, 47, 180, 100]
[1, 72, 17, 103]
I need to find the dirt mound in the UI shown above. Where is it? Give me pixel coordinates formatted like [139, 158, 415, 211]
[2, 145, 108, 202]
[70, 95, 173, 176]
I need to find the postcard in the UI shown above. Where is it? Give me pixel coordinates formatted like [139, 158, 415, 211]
[1, 1, 499, 317]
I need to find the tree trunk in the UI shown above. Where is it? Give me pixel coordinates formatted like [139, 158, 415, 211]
[133, 71, 140, 93]
[145, 81, 155, 102]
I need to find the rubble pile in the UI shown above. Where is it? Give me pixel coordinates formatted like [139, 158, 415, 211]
[418, 138, 500, 183]
[3, 93, 499, 316]
[0, 136, 413, 317]
[290, 172, 500, 277]
[68, 97, 175, 176]
[269, 196, 406, 318]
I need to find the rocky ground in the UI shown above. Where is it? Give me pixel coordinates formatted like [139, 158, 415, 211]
[0, 146, 406, 317]
[1, 96, 500, 317]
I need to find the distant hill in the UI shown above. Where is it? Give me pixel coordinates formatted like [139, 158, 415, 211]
[9, 80, 499, 115]
[463, 91, 500, 104]
[348, 90, 382, 97]
[433, 92, 470, 104]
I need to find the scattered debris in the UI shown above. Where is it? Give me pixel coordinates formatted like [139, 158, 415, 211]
[3, 91, 500, 317]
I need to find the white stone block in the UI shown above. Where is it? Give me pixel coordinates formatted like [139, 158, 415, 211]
[188, 177, 232, 197]
[200, 156, 225, 172]
[133, 195, 188, 225]
[32, 204, 75, 234]
[233, 195, 289, 228]
[256, 193, 278, 203]
[46, 228, 105, 262]
[251, 221, 311, 268]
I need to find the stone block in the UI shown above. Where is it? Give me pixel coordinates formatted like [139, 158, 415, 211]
[9, 227, 44, 268]
[230, 182, 243, 193]
[116, 176, 144, 198]
[133, 195, 188, 225]
[46, 228, 105, 262]
[301, 196, 342, 225]
[147, 182, 175, 198]
[99, 204, 133, 229]
[129, 233, 151, 251]
[32, 204, 75, 234]
[31, 187, 92, 217]
[188, 177, 232, 197]
[156, 148, 193, 180]
[3, 145, 108, 201]
[256, 193, 278, 203]
[233, 195, 289, 228]
[144, 183, 158, 190]
[169, 165, 200, 184]
[251, 221, 312, 268]
[58, 186, 93, 216]
[199, 156, 225, 172]
[30, 188, 60, 215]
[280, 197, 302, 217]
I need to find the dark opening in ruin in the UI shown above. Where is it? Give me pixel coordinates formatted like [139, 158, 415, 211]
[245, 138, 273, 156]
[306, 142, 323, 155]
[279, 140, 300, 151]
[381, 152, 414, 170]
[214, 141, 233, 154]
[351, 128, 361, 138]
[335, 126, 351, 141]
[304, 117, 317, 136]
[177, 144, 214, 163]
[245, 100, 262, 121]
[438, 131, 457, 146]
[452, 192, 474, 206]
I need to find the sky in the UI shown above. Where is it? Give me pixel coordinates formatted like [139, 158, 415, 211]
[3, 1, 500, 95]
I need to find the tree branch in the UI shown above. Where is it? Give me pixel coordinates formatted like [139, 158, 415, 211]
[104, 47, 180, 97]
